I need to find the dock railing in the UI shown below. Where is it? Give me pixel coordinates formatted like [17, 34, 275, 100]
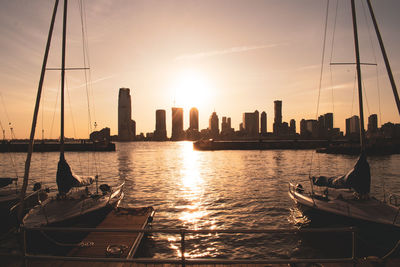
[18, 226, 357, 266]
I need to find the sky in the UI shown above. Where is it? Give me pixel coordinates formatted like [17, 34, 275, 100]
[0, 0, 399, 139]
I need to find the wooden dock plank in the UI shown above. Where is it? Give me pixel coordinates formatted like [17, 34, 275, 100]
[68, 207, 154, 259]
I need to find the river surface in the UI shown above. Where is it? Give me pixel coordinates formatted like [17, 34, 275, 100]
[1, 141, 400, 259]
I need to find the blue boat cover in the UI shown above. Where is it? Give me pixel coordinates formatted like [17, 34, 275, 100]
[56, 154, 94, 194]
[312, 153, 370, 195]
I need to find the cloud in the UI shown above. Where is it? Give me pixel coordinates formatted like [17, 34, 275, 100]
[70, 74, 118, 90]
[174, 44, 284, 61]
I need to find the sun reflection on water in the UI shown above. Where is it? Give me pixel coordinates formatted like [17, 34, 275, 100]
[168, 142, 218, 258]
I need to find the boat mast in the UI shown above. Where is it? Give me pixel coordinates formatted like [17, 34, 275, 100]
[350, 0, 366, 153]
[366, 0, 400, 116]
[18, 0, 60, 221]
[60, 0, 67, 157]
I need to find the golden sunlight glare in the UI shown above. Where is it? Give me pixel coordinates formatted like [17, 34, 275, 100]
[172, 70, 212, 111]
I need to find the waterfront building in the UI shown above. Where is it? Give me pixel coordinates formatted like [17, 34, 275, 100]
[154, 109, 167, 141]
[324, 113, 333, 130]
[171, 107, 184, 140]
[209, 111, 219, 138]
[368, 114, 378, 133]
[290, 119, 296, 134]
[261, 111, 267, 134]
[243, 110, 259, 137]
[273, 100, 282, 135]
[189, 107, 199, 131]
[346, 115, 360, 138]
[300, 119, 307, 137]
[221, 116, 234, 137]
[118, 88, 136, 141]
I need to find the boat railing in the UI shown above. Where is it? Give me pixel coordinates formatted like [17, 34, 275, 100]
[18, 226, 357, 266]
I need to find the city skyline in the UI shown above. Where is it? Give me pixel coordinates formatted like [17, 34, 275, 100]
[1, 0, 400, 139]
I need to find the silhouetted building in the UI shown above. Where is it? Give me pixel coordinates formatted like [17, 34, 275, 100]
[187, 107, 200, 140]
[118, 88, 136, 141]
[261, 111, 267, 134]
[290, 119, 296, 134]
[346, 115, 360, 139]
[171, 107, 184, 140]
[154, 109, 167, 141]
[209, 112, 219, 138]
[300, 119, 317, 138]
[189, 107, 199, 131]
[324, 113, 333, 130]
[273, 100, 282, 135]
[368, 114, 378, 133]
[243, 110, 259, 137]
[221, 116, 234, 137]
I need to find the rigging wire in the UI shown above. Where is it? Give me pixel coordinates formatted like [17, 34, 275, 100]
[328, 0, 339, 116]
[78, 0, 99, 177]
[361, 0, 382, 125]
[308, 0, 330, 192]
[0, 93, 18, 178]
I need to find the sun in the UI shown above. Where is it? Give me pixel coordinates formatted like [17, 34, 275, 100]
[172, 70, 212, 111]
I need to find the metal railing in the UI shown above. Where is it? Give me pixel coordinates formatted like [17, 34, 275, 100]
[19, 226, 357, 266]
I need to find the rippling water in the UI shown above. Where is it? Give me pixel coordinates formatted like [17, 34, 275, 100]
[1, 141, 399, 259]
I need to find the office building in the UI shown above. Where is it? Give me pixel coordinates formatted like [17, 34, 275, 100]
[243, 110, 259, 137]
[346, 115, 360, 137]
[171, 107, 184, 140]
[273, 100, 282, 135]
[209, 111, 219, 138]
[189, 107, 199, 131]
[154, 109, 167, 140]
[118, 88, 136, 141]
[290, 119, 296, 134]
[261, 111, 267, 134]
[368, 114, 378, 133]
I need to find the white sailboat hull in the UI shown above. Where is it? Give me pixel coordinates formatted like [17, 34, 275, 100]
[289, 182, 400, 228]
[23, 182, 124, 228]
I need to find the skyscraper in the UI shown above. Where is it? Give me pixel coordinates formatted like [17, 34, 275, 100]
[171, 107, 184, 140]
[324, 113, 333, 130]
[209, 111, 219, 138]
[189, 107, 199, 131]
[290, 119, 296, 134]
[368, 114, 378, 133]
[273, 100, 282, 135]
[346, 115, 360, 137]
[154, 109, 167, 140]
[243, 110, 259, 136]
[260, 111, 267, 134]
[118, 88, 136, 141]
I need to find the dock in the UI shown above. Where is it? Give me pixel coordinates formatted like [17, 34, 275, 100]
[193, 139, 328, 151]
[17, 206, 155, 267]
[0, 141, 115, 152]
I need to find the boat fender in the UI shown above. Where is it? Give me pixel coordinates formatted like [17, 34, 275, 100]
[295, 184, 304, 193]
[100, 184, 111, 194]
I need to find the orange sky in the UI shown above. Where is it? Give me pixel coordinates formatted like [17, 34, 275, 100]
[0, 0, 399, 139]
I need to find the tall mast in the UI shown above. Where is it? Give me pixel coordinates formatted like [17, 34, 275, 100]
[18, 0, 60, 221]
[60, 0, 67, 157]
[366, 0, 400, 116]
[350, 0, 366, 153]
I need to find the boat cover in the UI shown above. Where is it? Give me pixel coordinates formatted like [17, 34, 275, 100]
[56, 154, 94, 194]
[0, 177, 17, 188]
[312, 153, 370, 195]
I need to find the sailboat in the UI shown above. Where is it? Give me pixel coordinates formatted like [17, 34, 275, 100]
[21, 0, 124, 228]
[289, 0, 400, 228]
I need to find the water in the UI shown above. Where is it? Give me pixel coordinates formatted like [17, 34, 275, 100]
[1, 141, 400, 259]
